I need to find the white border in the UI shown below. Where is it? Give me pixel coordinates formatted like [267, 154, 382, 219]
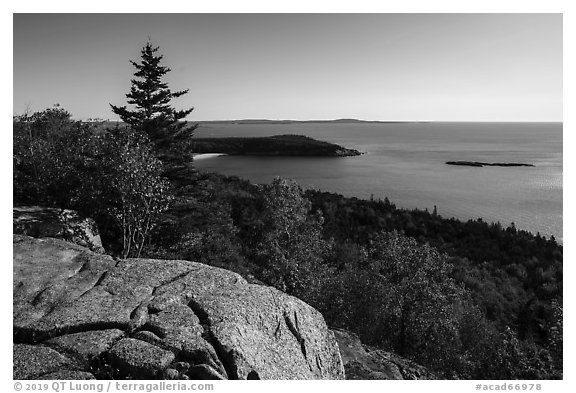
[4, 2, 573, 391]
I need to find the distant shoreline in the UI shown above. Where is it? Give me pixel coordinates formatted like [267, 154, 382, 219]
[196, 119, 562, 125]
[87, 119, 563, 127]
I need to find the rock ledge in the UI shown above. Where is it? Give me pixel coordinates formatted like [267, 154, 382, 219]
[13, 235, 344, 380]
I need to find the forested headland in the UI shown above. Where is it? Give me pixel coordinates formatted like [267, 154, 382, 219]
[190, 134, 361, 156]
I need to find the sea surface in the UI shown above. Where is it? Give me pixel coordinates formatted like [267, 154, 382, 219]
[193, 122, 563, 241]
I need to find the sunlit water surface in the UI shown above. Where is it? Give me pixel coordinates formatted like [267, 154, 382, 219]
[194, 122, 562, 241]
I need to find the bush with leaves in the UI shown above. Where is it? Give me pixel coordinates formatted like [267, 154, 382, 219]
[13, 105, 100, 208]
[546, 298, 563, 375]
[13, 106, 173, 259]
[365, 232, 463, 359]
[327, 231, 480, 376]
[146, 201, 248, 274]
[482, 327, 558, 379]
[254, 177, 333, 302]
[98, 128, 173, 258]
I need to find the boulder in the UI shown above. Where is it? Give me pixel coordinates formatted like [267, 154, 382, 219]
[331, 328, 435, 380]
[192, 284, 343, 379]
[13, 235, 344, 380]
[13, 206, 104, 253]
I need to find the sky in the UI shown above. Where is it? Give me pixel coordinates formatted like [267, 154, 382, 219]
[13, 13, 562, 122]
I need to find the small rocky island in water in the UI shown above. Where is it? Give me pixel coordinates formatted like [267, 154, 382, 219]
[446, 161, 535, 168]
[190, 134, 361, 157]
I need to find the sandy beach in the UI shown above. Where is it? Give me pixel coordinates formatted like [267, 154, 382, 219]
[193, 153, 227, 160]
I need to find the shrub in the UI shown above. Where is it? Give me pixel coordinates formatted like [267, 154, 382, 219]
[98, 128, 172, 258]
[13, 106, 172, 258]
[254, 177, 333, 302]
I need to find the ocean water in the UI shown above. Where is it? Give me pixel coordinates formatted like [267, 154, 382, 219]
[194, 122, 563, 241]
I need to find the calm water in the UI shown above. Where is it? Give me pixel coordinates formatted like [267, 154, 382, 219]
[194, 122, 563, 241]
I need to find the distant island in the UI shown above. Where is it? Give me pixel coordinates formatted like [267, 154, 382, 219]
[89, 118, 423, 130]
[190, 134, 362, 157]
[446, 161, 535, 167]
[197, 118, 410, 125]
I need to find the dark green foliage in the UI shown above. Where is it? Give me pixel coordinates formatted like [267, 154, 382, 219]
[486, 327, 558, 379]
[13, 105, 101, 209]
[190, 134, 360, 156]
[253, 178, 334, 302]
[147, 201, 248, 274]
[546, 298, 563, 374]
[155, 173, 561, 379]
[13, 106, 172, 259]
[300, 189, 562, 378]
[110, 42, 196, 161]
[319, 232, 490, 378]
[365, 232, 463, 363]
[99, 128, 172, 258]
[305, 189, 562, 343]
[143, 171, 261, 278]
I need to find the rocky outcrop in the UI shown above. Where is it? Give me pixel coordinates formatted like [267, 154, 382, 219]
[13, 235, 344, 380]
[446, 161, 534, 168]
[331, 328, 435, 380]
[13, 206, 104, 253]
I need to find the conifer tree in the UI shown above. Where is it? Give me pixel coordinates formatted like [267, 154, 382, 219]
[110, 41, 196, 160]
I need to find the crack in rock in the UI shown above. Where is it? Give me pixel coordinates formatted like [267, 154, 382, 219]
[33, 256, 92, 302]
[150, 270, 196, 297]
[128, 300, 151, 333]
[284, 310, 308, 362]
[15, 322, 129, 345]
[187, 298, 235, 380]
[76, 271, 111, 299]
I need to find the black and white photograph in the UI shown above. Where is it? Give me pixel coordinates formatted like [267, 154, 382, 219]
[10, 7, 566, 386]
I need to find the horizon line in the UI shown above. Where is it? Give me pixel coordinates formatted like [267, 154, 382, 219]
[78, 118, 564, 124]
